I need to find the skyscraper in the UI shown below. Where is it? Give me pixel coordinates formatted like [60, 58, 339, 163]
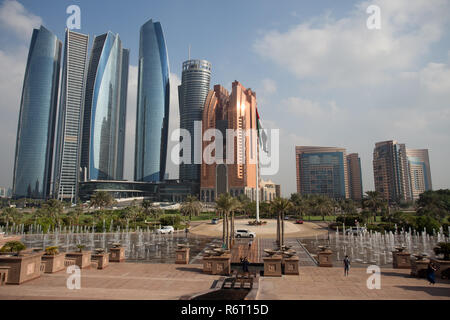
[81, 32, 129, 181]
[200, 82, 258, 202]
[347, 153, 363, 201]
[13, 26, 62, 199]
[134, 19, 170, 182]
[178, 59, 211, 182]
[295, 146, 349, 200]
[373, 140, 412, 203]
[406, 149, 432, 200]
[54, 29, 89, 202]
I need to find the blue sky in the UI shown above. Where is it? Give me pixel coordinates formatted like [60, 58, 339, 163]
[1, 0, 449, 196]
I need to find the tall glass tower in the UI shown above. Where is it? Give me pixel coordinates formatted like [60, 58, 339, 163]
[178, 59, 211, 182]
[13, 26, 62, 199]
[81, 31, 129, 181]
[54, 29, 89, 202]
[134, 19, 170, 182]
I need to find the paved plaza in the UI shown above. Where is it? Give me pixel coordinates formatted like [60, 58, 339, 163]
[0, 262, 448, 300]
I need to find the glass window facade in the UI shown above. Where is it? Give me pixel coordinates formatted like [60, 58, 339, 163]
[134, 20, 170, 182]
[13, 26, 62, 199]
[81, 32, 129, 181]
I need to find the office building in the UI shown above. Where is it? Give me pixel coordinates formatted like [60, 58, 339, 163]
[13, 26, 62, 199]
[178, 59, 211, 182]
[80, 31, 129, 181]
[373, 140, 412, 203]
[134, 19, 170, 182]
[347, 153, 363, 201]
[406, 148, 432, 201]
[200, 82, 258, 202]
[295, 146, 349, 200]
[54, 29, 89, 202]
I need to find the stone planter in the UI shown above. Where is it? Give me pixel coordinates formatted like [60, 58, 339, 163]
[0, 266, 9, 285]
[0, 252, 43, 284]
[392, 251, 411, 269]
[283, 256, 299, 275]
[176, 248, 190, 264]
[263, 255, 282, 276]
[210, 254, 231, 275]
[41, 253, 65, 273]
[92, 253, 109, 269]
[410, 258, 430, 278]
[109, 247, 125, 262]
[430, 258, 450, 279]
[202, 257, 214, 274]
[66, 251, 91, 269]
[318, 250, 333, 267]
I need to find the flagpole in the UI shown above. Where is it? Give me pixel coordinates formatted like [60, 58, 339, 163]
[256, 129, 260, 223]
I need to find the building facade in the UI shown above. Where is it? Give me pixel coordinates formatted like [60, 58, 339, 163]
[54, 29, 89, 202]
[200, 82, 258, 202]
[134, 19, 170, 182]
[295, 146, 349, 200]
[13, 26, 62, 199]
[347, 153, 363, 201]
[373, 140, 412, 203]
[406, 149, 432, 201]
[80, 31, 129, 181]
[178, 59, 211, 182]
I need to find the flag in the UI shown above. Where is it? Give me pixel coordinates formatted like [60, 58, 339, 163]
[256, 108, 268, 153]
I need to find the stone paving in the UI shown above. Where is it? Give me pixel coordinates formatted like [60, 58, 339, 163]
[0, 262, 449, 300]
[257, 267, 450, 300]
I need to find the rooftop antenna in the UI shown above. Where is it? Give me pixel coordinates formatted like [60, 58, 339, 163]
[188, 44, 191, 61]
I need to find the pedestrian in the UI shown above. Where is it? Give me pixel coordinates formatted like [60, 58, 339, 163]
[426, 262, 437, 285]
[343, 255, 350, 276]
[243, 257, 249, 273]
[248, 240, 253, 249]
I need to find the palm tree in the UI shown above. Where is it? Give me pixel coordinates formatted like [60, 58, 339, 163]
[216, 193, 240, 249]
[269, 197, 292, 249]
[310, 196, 333, 221]
[180, 195, 202, 221]
[42, 199, 64, 226]
[90, 191, 114, 210]
[363, 191, 385, 223]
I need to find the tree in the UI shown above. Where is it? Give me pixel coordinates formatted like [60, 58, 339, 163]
[40, 199, 64, 226]
[269, 197, 292, 249]
[90, 191, 114, 210]
[0, 207, 20, 224]
[310, 196, 333, 221]
[216, 193, 240, 249]
[180, 195, 202, 221]
[363, 191, 385, 223]
[416, 189, 450, 222]
[125, 205, 143, 229]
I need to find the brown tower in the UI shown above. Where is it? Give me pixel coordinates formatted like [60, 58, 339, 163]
[200, 81, 258, 202]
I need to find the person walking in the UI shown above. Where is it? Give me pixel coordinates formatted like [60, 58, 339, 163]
[343, 255, 351, 276]
[426, 262, 437, 285]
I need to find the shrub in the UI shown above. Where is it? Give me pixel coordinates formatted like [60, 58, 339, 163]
[434, 242, 450, 260]
[415, 216, 441, 234]
[0, 241, 26, 254]
[159, 214, 183, 227]
[336, 215, 363, 226]
[44, 246, 59, 255]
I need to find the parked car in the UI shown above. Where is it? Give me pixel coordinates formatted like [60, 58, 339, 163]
[235, 229, 256, 238]
[156, 226, 174, 234]
[345, 227, 367, 235]
[295, 219, 304, 224]
[211, 218, 219, 224]
[284, 216, 290, 220]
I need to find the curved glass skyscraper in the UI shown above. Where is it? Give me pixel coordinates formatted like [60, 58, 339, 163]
[134, 19, 170, 182]
[13, 26, 62, 199]
[178, 59, 211, 182]
[81, 31, 129, 181]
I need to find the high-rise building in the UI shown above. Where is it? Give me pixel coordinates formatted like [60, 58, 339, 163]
[295, 146, 349, 200]
[54, 29, 89, 202]
[178, 59, 211, 182]
[347, 153, 363, 201]
[80, 31, 129, 181]
[406, 149, 432, 200]
[134, 19, 170, 182]
[200, 82, 258, 202]
[373, 140, 412, 203]
[13, 26, 62, 199]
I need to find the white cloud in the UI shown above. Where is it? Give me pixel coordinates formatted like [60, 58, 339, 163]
[283, 97, 340, 118]
[0, 0, 42, 40]
[254, 0, 450, 87]
[419, 63, 450, 94]
[261, 78, 277, 95]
